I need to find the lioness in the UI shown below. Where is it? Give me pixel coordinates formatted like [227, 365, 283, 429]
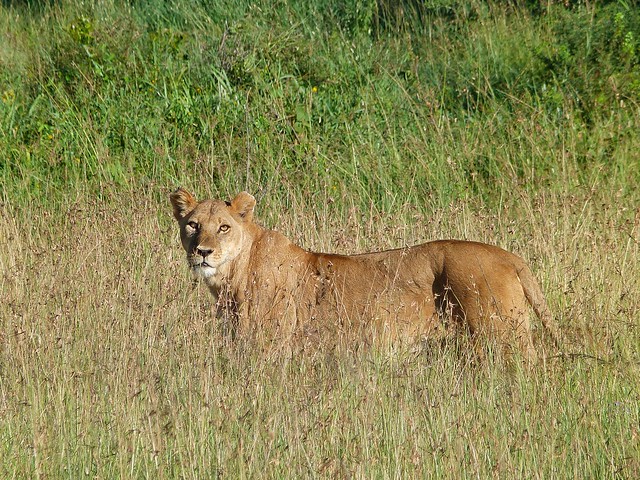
[170, 188, 559, 361]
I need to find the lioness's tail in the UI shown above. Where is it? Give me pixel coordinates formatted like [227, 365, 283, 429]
[518, 265, 561, 350]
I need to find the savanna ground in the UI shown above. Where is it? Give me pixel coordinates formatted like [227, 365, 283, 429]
[1, 0, 639, 478]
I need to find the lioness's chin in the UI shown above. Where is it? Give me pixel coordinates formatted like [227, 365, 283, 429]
[192, 265, 217, 279]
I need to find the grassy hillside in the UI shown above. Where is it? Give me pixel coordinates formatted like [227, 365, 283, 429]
[1, 0, 639, 478]
[2, 0, 639, 209]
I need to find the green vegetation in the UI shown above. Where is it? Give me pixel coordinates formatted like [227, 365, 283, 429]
[1, 0, 639, 478]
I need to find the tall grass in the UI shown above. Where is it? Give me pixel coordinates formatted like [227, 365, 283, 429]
[1, 190, 638, 478]
[1, 0, 639, 478]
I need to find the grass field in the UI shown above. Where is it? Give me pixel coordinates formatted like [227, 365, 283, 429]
[1, 0, 639, 478]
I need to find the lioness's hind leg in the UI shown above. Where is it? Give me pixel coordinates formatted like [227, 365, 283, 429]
[466, 285, 538, 364]
[495, 291, 538, 364]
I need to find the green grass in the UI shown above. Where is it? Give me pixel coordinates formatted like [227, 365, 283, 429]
[1, 0, 639, 478]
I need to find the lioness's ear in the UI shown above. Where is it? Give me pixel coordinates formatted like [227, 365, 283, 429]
[230, 191, 256, 221]
[170, 188, 197, 221]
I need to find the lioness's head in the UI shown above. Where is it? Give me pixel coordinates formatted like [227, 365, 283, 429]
[170, 188, 256, 280]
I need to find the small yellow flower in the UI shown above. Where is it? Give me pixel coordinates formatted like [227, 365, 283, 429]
[2, 89, 15, 103]
[312, 86, 318, 93]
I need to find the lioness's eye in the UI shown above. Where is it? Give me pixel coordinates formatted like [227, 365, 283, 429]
[219, 224, 230, 233]
[187, 221, 199, 231]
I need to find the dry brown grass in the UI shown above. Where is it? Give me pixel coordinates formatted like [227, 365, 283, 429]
[0, 187, 638, 478]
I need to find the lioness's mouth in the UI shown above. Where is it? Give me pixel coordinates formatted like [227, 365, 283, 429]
[189, 261, 218, 280]
[192, 261, 212, 269]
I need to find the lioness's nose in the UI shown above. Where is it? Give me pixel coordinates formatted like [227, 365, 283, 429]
[196, 247, 212, 258]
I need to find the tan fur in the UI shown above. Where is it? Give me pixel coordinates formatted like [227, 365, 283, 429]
[170, 189, 559, 361]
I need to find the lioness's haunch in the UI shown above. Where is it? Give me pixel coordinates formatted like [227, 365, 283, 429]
[170, 189, 559, 361]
